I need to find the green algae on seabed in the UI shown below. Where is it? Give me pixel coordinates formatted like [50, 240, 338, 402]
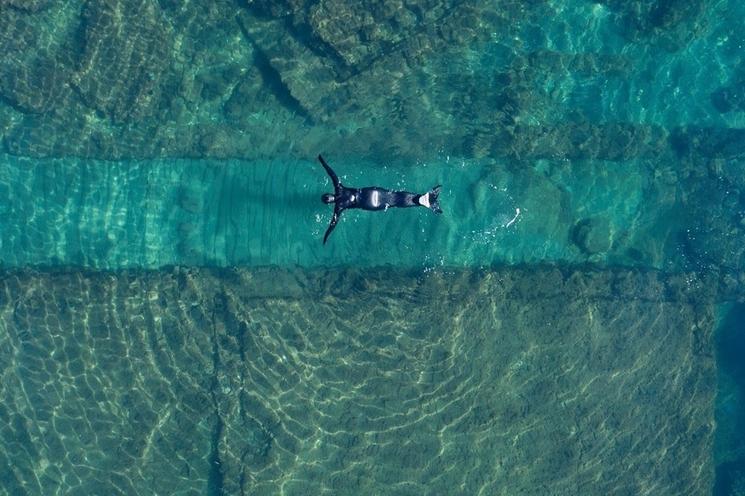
[0, 266, 717, 495]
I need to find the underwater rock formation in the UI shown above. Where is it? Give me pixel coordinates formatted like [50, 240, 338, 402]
[0, 266, 718, 494]
[599, 0, 712, 51]
[711, 84, 745, 113]
[710, 65, 745, 114]
[571, 217, 612, 255]
[0, 0, 737, 166]
[72, 0, 174, 123]
[0, 0, 51, 12]
[0, 6, 77, 115]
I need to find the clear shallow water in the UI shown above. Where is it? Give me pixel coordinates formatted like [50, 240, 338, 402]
[716, 304, 745, 496]
[0, 154, 681, 269]
[1, 0, 744, 494]
[0, 267, 718, 495]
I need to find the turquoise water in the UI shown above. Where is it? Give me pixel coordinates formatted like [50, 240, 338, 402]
[0, 155, 677, 268]
[716, 304, 745, 496]
[1, 0, 744, 494]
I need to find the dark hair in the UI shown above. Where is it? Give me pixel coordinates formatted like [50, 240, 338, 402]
[321, 193, 335, 204]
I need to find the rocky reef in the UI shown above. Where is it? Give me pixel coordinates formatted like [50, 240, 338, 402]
[0, 0, 734, 164]
[73, 0, 174, 124]
[599, 0, 713, 50]
[0, 266, 718, 494]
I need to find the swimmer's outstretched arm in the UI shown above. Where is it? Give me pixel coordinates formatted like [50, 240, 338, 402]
[323, 206, 341, 244]
[318, 155, 340, 192]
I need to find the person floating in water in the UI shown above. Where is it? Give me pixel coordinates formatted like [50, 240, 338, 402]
[317, 154, 442, 244]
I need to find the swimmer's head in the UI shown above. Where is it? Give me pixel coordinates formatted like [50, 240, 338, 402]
[321, 193, 335, 204]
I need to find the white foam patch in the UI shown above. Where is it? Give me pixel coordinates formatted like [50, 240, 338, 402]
[504, 208, 520, 228]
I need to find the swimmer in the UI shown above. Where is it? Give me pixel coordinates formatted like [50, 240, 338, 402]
[318, 154, 442, 244]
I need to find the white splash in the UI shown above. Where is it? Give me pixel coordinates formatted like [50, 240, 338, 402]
[504, 208, 521, 228]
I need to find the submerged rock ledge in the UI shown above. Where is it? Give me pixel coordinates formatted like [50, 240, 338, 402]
[0, 265, 716, 495]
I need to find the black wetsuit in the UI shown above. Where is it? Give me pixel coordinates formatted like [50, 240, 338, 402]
[318, 155, 441, 244]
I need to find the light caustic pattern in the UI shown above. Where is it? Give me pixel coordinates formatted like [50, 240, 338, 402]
[0, 267, 715, 495]
[0, 155, 684, 270]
